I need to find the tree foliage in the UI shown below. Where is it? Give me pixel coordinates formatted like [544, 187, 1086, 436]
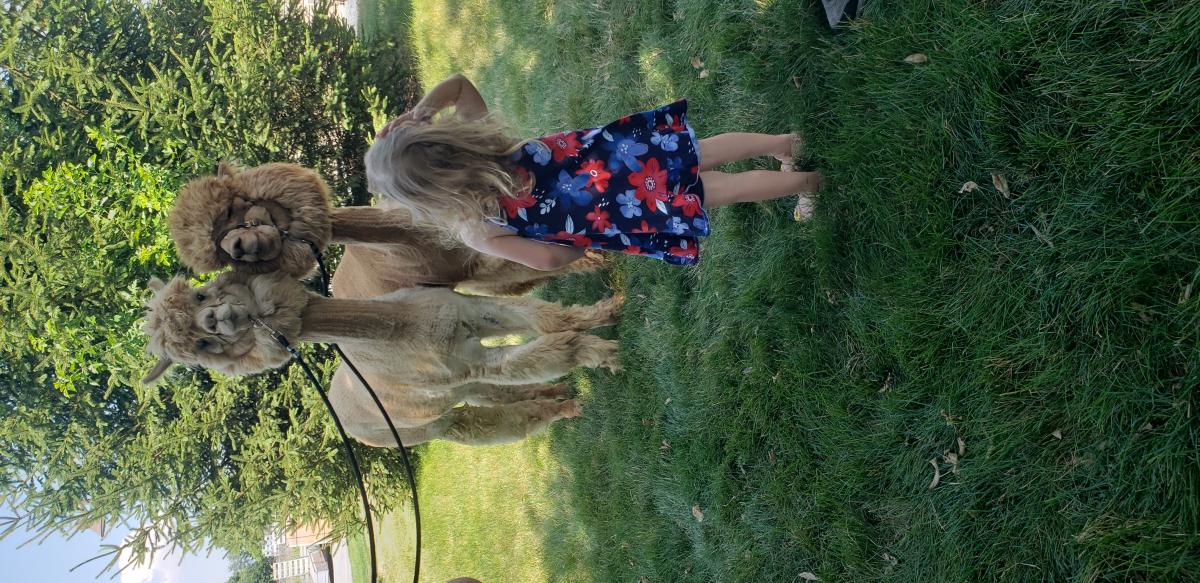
[0, 0, 418, 572]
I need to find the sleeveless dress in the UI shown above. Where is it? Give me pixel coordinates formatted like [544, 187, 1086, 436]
[494, 100, 709, 265]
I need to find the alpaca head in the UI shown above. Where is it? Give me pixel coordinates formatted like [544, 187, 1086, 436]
[169, 161, 334, 276]
[141, 271, 310, 384]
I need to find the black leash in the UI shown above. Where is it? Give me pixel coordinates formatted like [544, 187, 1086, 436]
[250, 233, 421, 583]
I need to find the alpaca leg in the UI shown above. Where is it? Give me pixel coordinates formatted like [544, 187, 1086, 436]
[477, 332, 621, 384]
[420, 400, 582, 446]
[465, 295, 621, 336]
[456, 382, 573, 406]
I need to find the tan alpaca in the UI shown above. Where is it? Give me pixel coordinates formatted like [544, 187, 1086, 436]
[140, 272, 621, 446]
[169, 161, 600, 294]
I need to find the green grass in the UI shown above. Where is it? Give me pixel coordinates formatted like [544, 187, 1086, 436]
[365, 1, 1200, 581]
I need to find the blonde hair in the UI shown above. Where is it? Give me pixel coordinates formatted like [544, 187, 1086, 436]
[365, 116, 526, 230]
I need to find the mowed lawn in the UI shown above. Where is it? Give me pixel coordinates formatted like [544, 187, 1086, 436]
[353, 1, 1200, 581]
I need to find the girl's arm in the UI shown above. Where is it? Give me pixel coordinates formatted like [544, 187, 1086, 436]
[458, 221, 585, 271]
[378, 74, 489, 137]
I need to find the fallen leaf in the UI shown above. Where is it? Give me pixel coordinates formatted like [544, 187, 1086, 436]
[992, 174, 1011, 198]
[944, 451, 959, 474]
[799, 573, 820, 581]
[928, 458, 941, 490]
[641, 418, 656, 426]
[1051, 429, 1063, 440]
[768, 449, 776, 463]
[689, 56, 704, 69]
[698, 69, 710, 79]
[660, 440, 671, 450]
[1139, 422, 1153, 432]
[691, 504, 704, 522]
[903, 53, 929, 64]
[957, 437, 966, 457]
[1184, 283, 1194, 302]
[959, 181, 979, 193]
[792, 76, 803, 90]
[879, 371, 894, 393]
[640, 577, 650, 583]
[664, 398, 672, 405]
[883, 553, 898, 567]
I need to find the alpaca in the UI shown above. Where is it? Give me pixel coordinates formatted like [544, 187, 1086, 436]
[140, 271, 621, 446]
[169, 161, 601, 294]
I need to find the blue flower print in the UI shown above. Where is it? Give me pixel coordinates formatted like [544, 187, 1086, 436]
[651, 132, 679, 152]
[603, 225, 622, 237]
[554, 169, 592, 208]
[666, 216, 689, 235]
[692, 215, 709, 234]
[666, 156, 684, 181]
[524, 141, 551, 165]
[603, 133, 648, 172]
[523, 223, 550, 237]
[616, 189, 642, 219]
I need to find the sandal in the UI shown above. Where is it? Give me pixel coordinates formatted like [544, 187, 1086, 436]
[778, 134, 818, 221]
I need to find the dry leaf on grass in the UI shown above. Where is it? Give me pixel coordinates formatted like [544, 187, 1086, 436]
[992, 174, 1011, 198]
[640, 577, 650, 583]
[1051, 429, 1063, 440]
[904, 53, 929, 64]
[691, 504, 704, 522]
[882, 553, 899, 567]
[664, 398, 672, 405]
[799, 573, 820, 581]
[944, 451, 960, 474]
[768, 449, 776, 463]
[792, 76, 803, 90]
[690, 56, 704, 69]
[699, 69, 710, 79]
[928, 458, 942, 490]
[959, 181, 979, 193]
[660, 440, 671, 450]
[957, 437, 966, 457]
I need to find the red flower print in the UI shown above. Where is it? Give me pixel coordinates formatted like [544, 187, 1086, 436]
[498, 191, 536, 218]
[576, 159, 611, 192]
[541, 131, 582, 162]
[547, 231, 593, 248]
[636, 220, 658, 234]
[628, 158, 668, 210]
[669, 244, 698, 259]
[671, 193, 702, 217]
[586, 205, 611, 231]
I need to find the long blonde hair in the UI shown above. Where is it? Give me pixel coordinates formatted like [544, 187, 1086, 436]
[365, 116, 526, 230]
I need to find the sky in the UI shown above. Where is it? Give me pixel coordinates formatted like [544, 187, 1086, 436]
[0, 508, 232, 583]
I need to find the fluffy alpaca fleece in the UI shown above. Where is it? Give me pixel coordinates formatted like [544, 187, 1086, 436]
[169, 161, 604, 291]
[141, 271, 622, 446]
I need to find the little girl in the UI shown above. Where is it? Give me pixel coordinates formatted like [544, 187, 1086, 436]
[365, 74, 822, 269]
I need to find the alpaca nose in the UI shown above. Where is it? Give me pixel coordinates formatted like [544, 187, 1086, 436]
[230, 238, 244, 259]
[198, 308, 218, 334]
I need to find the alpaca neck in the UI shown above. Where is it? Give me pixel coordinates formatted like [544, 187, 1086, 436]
[330, 207, 421, 244]
[296, 295, 405, 344]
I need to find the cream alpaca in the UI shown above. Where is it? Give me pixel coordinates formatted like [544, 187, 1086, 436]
[141, 271, 621, 446]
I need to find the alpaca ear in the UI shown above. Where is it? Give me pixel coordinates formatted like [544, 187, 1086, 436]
[148, 277, 165, 292]
[141, 356, 174, 384]
[217, 160, 238, 178]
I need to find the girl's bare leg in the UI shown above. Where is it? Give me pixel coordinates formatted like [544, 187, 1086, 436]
[701, 170, 823, 208]
[697, 133, 795, 171]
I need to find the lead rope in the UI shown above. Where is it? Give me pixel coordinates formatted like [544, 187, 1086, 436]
[250, 231, 421, 583]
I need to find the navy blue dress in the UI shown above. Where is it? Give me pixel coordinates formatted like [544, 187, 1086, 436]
[494, 100, 709, 265]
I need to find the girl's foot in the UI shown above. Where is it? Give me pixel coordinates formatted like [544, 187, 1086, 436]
[776, 134, 819, 221]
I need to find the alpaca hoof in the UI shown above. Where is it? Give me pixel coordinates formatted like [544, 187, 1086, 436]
[596, 294, 624, 325]
[560, 399, 583, 418]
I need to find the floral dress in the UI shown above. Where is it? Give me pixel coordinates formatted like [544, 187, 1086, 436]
[494, 100, 709, 265]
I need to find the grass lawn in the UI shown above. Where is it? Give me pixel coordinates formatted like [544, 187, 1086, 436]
[358, 1, 1200, 581]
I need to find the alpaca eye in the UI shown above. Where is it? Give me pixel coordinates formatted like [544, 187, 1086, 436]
[196, 338, 211, 350]
[196, 292, 207, 302]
